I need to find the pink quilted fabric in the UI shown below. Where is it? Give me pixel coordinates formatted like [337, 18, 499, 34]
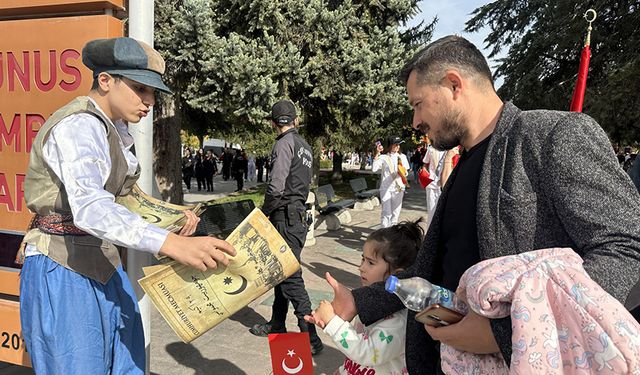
[441, 248, 640, 374]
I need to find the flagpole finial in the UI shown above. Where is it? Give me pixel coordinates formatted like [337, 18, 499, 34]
[584, 9, 597, 46]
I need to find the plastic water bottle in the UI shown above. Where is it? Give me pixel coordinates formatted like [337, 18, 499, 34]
[385, 275, 467, 314]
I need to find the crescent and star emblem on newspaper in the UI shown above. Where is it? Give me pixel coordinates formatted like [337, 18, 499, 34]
[141, 213, 161, 224]
[223, 275, 248, 295]
[282, 349, 304, 374]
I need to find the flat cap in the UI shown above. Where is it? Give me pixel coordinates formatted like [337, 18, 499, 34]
[82, 37, 172, 94]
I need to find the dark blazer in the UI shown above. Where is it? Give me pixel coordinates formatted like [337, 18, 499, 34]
[352, 102, 640, 374]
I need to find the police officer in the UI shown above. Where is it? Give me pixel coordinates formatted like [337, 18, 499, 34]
[249, 100, 323, 355]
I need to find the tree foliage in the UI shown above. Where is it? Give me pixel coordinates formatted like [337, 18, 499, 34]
[155, 0, 433, 157]
[466, 0, 640, 143]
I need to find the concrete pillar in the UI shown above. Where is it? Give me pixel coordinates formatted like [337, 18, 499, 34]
[305, 192, 316, 246]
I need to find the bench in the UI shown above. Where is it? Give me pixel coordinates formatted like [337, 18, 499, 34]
[349, 177, 380, 210]
[314, 184, 355, 215]
[349, 177, 379, 199]
[194, 199, 256, 237]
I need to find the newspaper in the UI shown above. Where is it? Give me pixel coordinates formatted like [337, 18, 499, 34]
[138, 208, 300, 342]
[116, 184, 204, 233]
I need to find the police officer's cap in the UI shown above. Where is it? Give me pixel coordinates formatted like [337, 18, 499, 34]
[271, 100, 297, 125]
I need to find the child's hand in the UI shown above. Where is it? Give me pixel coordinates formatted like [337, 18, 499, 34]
[312, 300, 335, 329]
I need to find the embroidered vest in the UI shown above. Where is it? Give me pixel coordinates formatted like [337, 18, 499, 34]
[22, 96, 139, 284]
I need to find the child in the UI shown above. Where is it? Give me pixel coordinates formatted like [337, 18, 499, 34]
[311, 219, 424, 375]
[372, 136, 411, 228]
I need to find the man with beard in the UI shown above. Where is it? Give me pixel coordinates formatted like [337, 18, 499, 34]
[307, 35, 640, 374]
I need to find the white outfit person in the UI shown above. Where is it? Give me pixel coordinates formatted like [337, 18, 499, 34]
[423, 145, 446, 228]
[372, 152, 410, 228]
[247, 156, 256, 181]
[324, 310, 408, 375]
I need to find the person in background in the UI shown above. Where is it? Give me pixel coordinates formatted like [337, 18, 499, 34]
[203, 149, 216, 192]
[247, 154, 257, 182]
[242, 150, 249, 181]
[411, 147, 423, 183]
[18, 37, 235, 375]
[310, 219, 424, 375]
[182, 148, 194, 192]
[422, 138, 446, 227]
[222, 148, 232, 181]
[372, 136, 410, 228]
[232, 149, 247, 192]
[249, 99, 323, 355]
[194, 148, 206, 191]
[256, 156, 265, 182]
[440, 146, 460, 186]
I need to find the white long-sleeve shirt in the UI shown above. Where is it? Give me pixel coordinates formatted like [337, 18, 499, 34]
[372, 152, 410, 201]
[422, 146, 446, 190]
[324, 309, 408, 375]
[25, 98, 168, 257]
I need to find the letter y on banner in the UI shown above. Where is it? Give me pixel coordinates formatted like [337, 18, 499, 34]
[269, 333, 313, 375]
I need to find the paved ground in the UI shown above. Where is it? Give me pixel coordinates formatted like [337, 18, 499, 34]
[1, 171, 428, 375]
[149, 174, 427, 375]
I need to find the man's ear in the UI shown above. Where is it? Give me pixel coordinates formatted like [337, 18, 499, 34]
[443, 69, 463, 100]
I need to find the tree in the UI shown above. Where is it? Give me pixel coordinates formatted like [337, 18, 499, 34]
[466, 0, 640, 143]
[154, 0, 433, 192]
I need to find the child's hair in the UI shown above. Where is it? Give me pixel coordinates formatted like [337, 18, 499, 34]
[366, 218, 424, 272]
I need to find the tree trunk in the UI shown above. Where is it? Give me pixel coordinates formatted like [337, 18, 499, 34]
[154, 98, 183, 204]
[331, 152, 343, 182]
[311, 138, 322, 187]
[197, 134, 204, 149]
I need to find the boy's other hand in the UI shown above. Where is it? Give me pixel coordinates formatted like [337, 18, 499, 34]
[179, 210, 200, 236]
[159, 234, 236, 272]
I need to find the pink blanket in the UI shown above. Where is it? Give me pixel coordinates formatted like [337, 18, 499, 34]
[440, 248, 640, 374]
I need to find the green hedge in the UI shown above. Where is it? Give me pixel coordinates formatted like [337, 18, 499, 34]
[319, 159, 332, 169]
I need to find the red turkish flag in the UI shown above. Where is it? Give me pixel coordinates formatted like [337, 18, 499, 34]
[268, 333, 313, 375]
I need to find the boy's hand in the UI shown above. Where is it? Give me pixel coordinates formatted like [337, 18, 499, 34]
[424, 310, 499, 354]
[179, 210, 200, 236]
[159, 233, 236, 272]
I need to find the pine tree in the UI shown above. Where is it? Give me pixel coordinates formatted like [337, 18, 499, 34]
[154, 0, 432, 192]
[466, 0, 640, 143]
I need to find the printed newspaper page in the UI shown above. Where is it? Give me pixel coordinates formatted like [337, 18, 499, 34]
[116, 184, 204, 233]
[139, 208, 300, 342]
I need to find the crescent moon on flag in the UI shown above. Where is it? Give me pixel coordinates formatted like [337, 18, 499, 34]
[281, 357, 303, 374]
[224, 275, 248, 295]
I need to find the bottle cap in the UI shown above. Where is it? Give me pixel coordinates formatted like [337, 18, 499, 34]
[385, 275, 398, 293]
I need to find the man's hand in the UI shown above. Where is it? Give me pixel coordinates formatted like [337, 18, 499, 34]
[178, 210, 200, 236]
[159, 233, 236, 272]
[424, 310, 499, 354]
[305, 272, 357, 325]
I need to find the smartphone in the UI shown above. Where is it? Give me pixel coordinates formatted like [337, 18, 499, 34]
[415, 304, 464, 327]
[375, 140, 382, 147]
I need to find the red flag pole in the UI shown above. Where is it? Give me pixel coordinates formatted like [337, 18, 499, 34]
[570, 9, 597, 112]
